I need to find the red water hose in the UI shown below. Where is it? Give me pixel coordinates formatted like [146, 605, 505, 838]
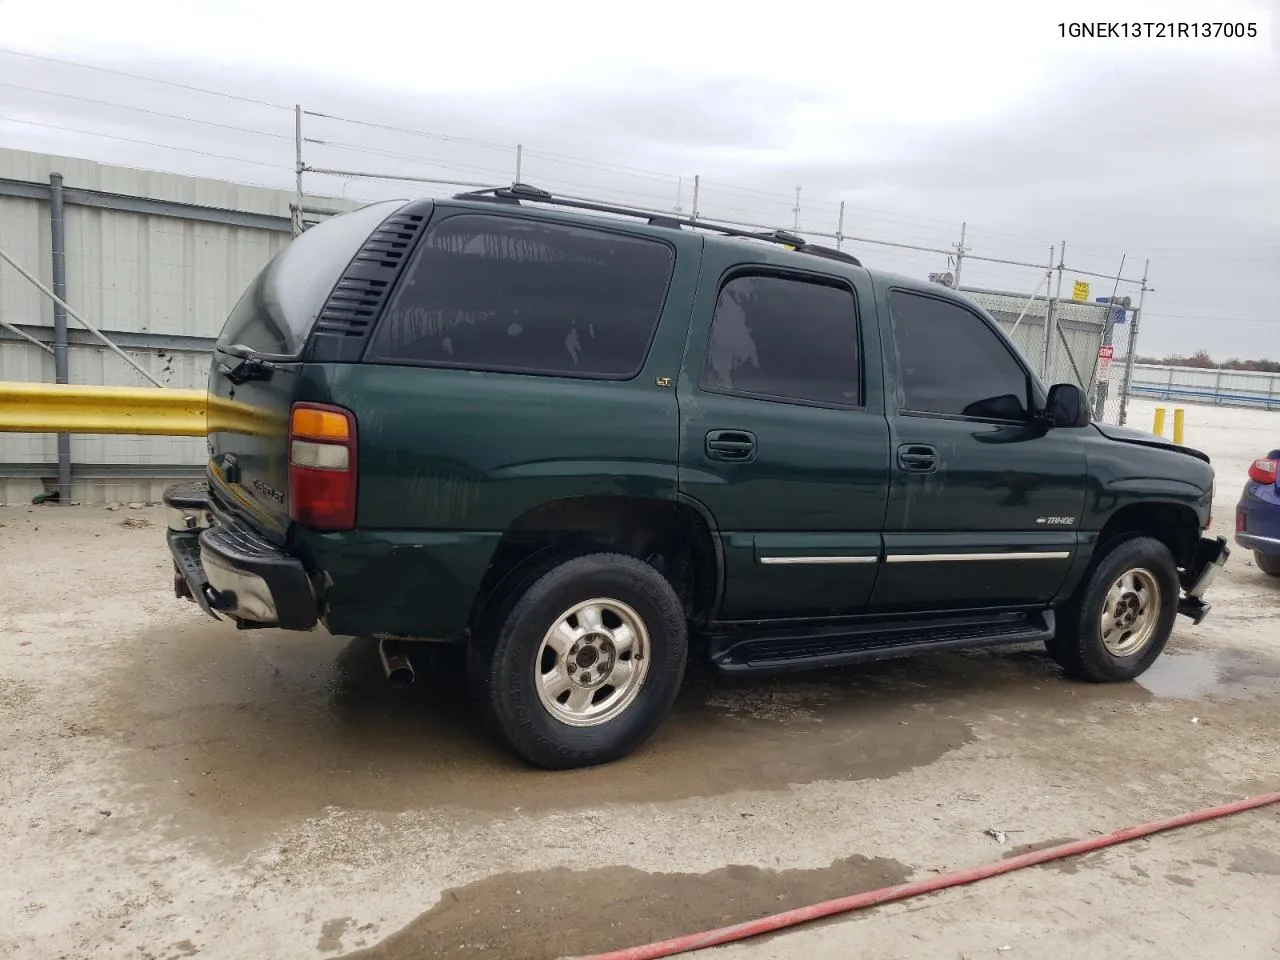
[582, 790, 1280, 960]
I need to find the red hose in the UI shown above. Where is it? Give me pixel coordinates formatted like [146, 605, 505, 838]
[582, 790, 1280, 960]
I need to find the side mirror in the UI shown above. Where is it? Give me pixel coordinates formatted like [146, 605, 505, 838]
[1044, 383, 1091, 428]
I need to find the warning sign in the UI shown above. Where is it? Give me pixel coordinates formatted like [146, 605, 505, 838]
[1097, 344, 1114, 380]
[1072, 280, 1090, 302]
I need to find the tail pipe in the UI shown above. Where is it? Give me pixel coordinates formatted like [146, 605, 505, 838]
[378, 638, 415, 690]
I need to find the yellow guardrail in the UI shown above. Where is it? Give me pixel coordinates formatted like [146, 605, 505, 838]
[0, 382, 284, 437]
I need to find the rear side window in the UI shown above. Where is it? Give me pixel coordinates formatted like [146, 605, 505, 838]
[887, 291, 1029, 419]
[699, 274, 861, 407]
[365, 214, 675, 378]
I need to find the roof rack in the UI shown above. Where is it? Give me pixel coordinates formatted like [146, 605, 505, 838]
[453, 183, 863, 267]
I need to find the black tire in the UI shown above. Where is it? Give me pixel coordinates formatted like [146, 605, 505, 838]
[1254, 549, 1280, 577]
[471, 552, 688, 769]
[1048, 534, 1179, 683]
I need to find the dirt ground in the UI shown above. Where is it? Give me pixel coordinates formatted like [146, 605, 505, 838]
[1, 397, 1278, 960]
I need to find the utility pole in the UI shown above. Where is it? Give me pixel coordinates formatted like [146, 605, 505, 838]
[953, 221, 967, 288]
[293, 105, 304, 237]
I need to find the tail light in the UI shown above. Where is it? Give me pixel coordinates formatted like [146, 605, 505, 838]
[1237, 510, 1246, 533]
[288, 402, 357, 530]
[1248, 458, 1278, 485]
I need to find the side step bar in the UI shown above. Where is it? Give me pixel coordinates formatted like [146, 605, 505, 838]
[707, 609, 1055, 675]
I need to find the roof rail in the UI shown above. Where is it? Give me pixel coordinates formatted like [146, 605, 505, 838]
[453, 183, 863, 267]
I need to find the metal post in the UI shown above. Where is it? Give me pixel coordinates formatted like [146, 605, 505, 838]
[836, 201, 845, 250]
[1040, 245, 1056, 379]
[1117, 259, 1150, 427]
[793, 187, 801, 231]
[515, 144, 523, 184]
[674, 177, 683, 214]
[691, 175, 700, 224]
[1089, 254, 1126, 420]
[49, 173, 72, 505]
[293, 105, 304, 237]
[953, 222, 967, 289]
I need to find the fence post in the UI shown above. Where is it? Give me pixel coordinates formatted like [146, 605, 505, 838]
[1040, 245, 1058, 380]
[1117, 259, 1149, 427]
[691, 175, 700, 224]
[49, 173, 72, 505]
[1271, 377, 1276, 410]
[953, 222, 967, 289]
[1214, 366, 1223, 405]
[515, 144, 523, 184]
[836, 201, 845, 250]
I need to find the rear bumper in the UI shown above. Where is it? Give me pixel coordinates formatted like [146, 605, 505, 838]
[1177, 535, 1230, 625]
[163, 481, 317, 631]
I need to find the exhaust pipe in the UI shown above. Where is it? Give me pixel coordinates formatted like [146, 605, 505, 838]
[378, 638, 415, 690]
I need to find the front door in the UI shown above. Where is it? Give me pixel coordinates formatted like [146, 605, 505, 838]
[678, 259, 890, 621]
[870, 285, 1088, 611]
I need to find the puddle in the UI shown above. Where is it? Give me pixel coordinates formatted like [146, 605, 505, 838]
[339, 854, 912, 960]
[1137, 649, 1280, 701]
[101, 623, 983, 851]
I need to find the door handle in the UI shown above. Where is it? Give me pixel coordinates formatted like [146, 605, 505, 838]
[897, 443, 938, 473]
[706, 429, 756, 462]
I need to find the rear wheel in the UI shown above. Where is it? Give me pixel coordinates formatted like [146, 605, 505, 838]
[1253, 549, 1280, 577]
[472, 552, 687, 769]
[1048, 534, 1179, 682]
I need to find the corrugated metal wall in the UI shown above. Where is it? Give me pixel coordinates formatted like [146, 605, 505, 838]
[0, 148, 331, 504]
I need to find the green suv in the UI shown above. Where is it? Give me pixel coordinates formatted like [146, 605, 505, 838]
[164, 185, 1229, 769]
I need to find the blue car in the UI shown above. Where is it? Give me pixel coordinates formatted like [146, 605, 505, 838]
[1236, 450, 1280, 576]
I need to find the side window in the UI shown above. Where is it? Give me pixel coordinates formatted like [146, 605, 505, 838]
[366, 214, 675, 378]
[887, 291, 1029, 420]
[699, 274, 860, 407]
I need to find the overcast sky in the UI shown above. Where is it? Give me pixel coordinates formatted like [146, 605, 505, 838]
[1, 0, 1277, 359]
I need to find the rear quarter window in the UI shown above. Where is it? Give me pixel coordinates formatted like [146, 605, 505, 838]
[216, 199, 407, 357]
[365, 214, 676, 378]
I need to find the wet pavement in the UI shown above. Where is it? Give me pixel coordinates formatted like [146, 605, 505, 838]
[2, 481, 1279, 958]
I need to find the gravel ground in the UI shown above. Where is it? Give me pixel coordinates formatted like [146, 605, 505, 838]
[1, 398, 1277, 960]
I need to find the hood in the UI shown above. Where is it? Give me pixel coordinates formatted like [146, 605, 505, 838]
[1092, 422, 1210, 464]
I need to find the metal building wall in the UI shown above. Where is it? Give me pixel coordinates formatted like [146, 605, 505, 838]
[962, 288, 1110, 392]
[0, 148, 354, 504]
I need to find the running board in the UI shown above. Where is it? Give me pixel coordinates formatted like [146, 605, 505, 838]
[707, 609, 1055, 675]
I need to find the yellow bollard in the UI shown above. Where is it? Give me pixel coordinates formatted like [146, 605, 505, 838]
[1173, 408, 1185, 445]
[1153, 407, 1166, 437]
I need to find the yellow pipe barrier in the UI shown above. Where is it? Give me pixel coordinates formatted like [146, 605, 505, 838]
[1152, 406, 1166, 438]
[0, 382, 284, 437]
[1173, 407, 1185, 446]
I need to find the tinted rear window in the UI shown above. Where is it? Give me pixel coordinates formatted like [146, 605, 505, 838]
[216, 200, 406, 356]
[365, 214, 675, 378]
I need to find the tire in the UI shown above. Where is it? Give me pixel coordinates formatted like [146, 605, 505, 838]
[1047, 534, 1179, 683]
[471, 552, 688, 769]
[1254, 550, 1280, 577]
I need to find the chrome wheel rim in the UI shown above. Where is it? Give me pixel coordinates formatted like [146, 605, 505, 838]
[534, 597, 650, 727]
[1101, 567, 1160, 657]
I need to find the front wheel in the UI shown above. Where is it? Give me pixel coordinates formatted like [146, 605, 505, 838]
[472, 552, 688, 769]
[1047, 534, 1179, 682]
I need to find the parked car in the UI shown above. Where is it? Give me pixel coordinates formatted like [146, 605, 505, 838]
[1235, 451, 1280, 574]
[164, 185, 1229, 769]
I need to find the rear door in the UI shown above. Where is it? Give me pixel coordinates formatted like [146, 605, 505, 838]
[205, 200, 408, 540]
[677, 250, 891, 621]
[870, 283, 1087, 611]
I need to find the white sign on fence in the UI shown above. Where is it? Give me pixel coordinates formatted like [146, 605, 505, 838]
[1097, 344, 1114, 380]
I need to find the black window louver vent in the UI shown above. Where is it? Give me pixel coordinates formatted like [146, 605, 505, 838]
[313, 210, 427, 338]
